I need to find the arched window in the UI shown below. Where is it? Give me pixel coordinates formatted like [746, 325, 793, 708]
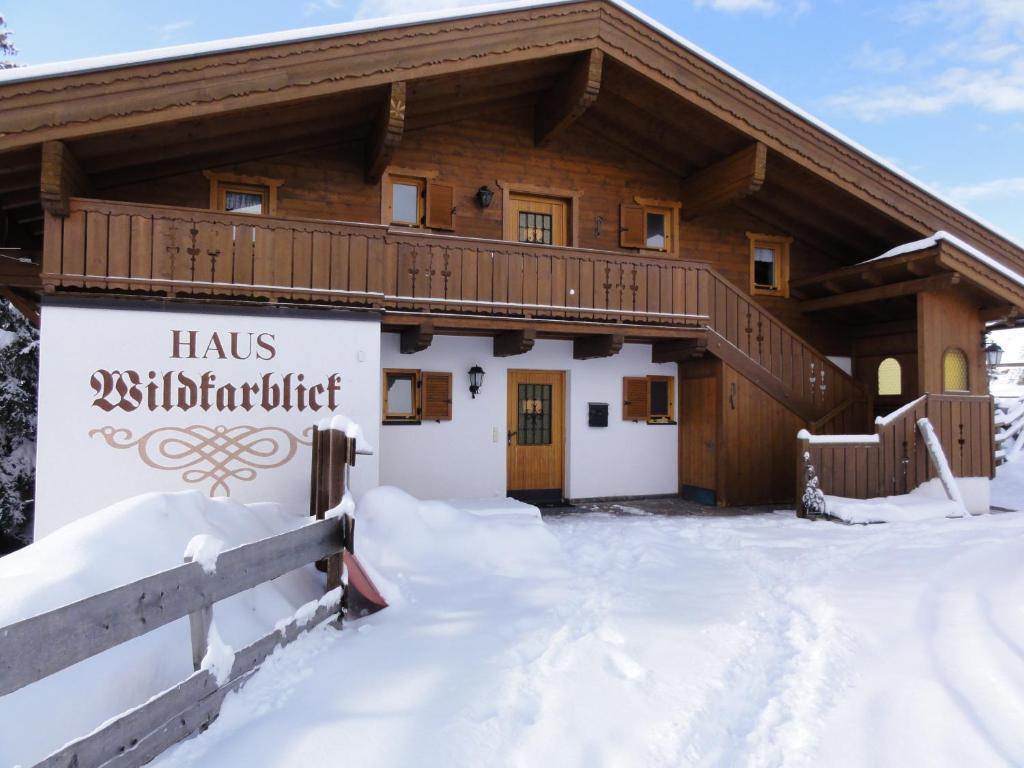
[877, 358, 902, 396]
[942, 348, 969, 392]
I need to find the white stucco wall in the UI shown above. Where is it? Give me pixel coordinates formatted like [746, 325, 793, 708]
[36, 302, 380, 537]
[379, 334, 678, 500]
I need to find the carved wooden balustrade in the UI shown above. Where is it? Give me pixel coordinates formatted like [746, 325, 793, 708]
[43, 197, 864, 423]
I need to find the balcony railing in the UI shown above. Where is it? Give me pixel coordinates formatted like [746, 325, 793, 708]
[43, 198, 710, 326]
[42, 197, 864, 423]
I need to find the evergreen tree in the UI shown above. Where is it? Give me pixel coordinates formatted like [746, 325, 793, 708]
[0, 14, 16, 69]
[0, 300, 37, 549]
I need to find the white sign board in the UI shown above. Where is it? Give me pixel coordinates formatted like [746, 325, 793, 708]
[35, 302, 381, 537]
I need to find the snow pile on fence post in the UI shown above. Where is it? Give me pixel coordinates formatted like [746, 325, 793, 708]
[916, 418, 968, 516]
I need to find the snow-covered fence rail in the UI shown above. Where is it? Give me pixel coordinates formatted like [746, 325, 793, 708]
[796, 394, 994, 515]
[0, 427, 365, 768]
[994, 396, 1024, 464]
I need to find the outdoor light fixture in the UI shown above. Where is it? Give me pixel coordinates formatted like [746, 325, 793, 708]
[468, 365, 485, 398]
[476, 186, 494, 208]
[986, 340, 1004, 368]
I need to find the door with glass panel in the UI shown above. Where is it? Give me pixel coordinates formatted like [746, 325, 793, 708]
[506, 370, 565, 503]
[507, 194, 569, 247]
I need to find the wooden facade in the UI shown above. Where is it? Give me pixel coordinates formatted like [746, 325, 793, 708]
[2, 0, 1021, 507]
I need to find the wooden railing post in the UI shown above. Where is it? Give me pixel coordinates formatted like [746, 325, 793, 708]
[182, 551, 212, 673]
[796, 432, 811, 518]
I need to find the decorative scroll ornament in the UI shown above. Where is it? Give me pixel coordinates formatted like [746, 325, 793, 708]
[90, 425, 313, 496]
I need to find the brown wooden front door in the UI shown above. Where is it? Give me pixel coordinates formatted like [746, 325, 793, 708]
[507, 370, 565, 503]
[679, 372, 717, 505]
[506, 193, 569, 247]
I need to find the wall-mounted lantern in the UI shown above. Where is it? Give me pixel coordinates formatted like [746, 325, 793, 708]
[468, 365, 485, 398]
[476, 186, 494, 209]
[985, 340, 1004, 368]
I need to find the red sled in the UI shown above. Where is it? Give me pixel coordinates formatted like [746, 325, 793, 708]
[344, 549, 388, 618]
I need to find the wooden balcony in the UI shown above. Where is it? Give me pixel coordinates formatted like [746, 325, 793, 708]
[43, 198, 709, 327]
[42, 197, 864, 424]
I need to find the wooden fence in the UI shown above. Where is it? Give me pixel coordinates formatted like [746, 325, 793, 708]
[796, 393, 995, 515]
[1, 428, 362, 768]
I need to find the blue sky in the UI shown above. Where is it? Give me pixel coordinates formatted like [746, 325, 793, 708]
[3, 0, 1023, 245]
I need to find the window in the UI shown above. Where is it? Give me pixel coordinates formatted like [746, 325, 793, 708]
[389, 176, 424, 226]
[620, 200, 679, 254]
[383, 369, 418, 422]
[381, 368, 453, 423]
[204, 171, 282, 216]
[222, 185, 266, 215]
[622, 375, 676, 424]
[747, 233, 791, 297]
[877, 358, 902, 396]
[383, 170, 455, 230]
[942, 348, 969, 392]
[519, 211, 554, 245]
[517, 383, 553, 445]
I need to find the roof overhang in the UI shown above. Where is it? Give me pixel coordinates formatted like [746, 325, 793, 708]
[793, 232, 1024, 323]
[1, 0, 1022, 274]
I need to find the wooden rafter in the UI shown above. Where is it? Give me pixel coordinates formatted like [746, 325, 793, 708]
[572, 332, 623, 360]
[535, 49, 603, 147]
[800, 273, 959, 313]
[679, 142, 766, 220]
[651, 337, 707, 363]
[399, 322, 434, 354]
[366, 81, 406, 183]
[40, 140, 90, 217]
[494, 328, 536, 357]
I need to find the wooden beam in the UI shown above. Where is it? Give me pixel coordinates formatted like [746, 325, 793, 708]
[494, 328, 536, 357]
[399, 322, 434, 354]
[535, 49, 603, 147]
[572, 332, 623, 360]
[679, 142, 767, 220]
[651, 337, 708, 363]
[365, 81, 406, 183]
[382, 313, 708, 341]
[981, 305, 1019, 324]
[0, 287, 39, 328]
[800, 273, 959, 313]
[39, 140, 90, 217]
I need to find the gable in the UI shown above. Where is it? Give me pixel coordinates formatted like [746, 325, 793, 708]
[0, 0, 1021, 275]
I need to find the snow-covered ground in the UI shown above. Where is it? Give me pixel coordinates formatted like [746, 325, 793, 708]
[148, 496, 1023, 767]
[4, 481, 1024, 766]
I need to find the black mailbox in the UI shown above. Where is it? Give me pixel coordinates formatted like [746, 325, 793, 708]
[588, 402, 609, 427]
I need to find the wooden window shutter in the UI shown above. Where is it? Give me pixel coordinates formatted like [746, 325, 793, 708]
[426, 182, 455, 231]
[622, 376, 649, 421]
[420, 371, 453, 421]
[620, 204, 645, 248]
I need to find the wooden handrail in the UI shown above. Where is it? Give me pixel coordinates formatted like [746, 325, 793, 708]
[0, 516, 344, 698]
[42, 197, 868, 422]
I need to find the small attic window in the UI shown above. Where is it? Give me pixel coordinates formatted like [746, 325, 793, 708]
[747, 233, 791, 298]
[204, 171, 282, 216]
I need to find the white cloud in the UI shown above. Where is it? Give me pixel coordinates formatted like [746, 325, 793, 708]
[693, 0, 778, 12]
[829, 1, 1024, 120]
[350, 0, 491, 20]
[828, 59, 1024, 121]
[156, 20, 194, 43]
[852, 42, 907, 74]
[941, 177, 1024, 202]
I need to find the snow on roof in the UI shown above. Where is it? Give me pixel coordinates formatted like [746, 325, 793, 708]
[1, 0, 1021, 255]
[862, 230, 1024, 290]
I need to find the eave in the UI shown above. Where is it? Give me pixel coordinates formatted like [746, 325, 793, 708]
[0, 0, 1021, 276]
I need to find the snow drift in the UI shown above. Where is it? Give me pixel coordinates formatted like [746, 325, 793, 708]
[0, 486, 554, 767]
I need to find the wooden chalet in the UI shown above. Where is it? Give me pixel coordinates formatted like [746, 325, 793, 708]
[2, 0, 1021, 520]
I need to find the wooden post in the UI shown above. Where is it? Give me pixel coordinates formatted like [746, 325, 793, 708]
[183, 552, 212, 672]
[796, 432, 810, 518]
